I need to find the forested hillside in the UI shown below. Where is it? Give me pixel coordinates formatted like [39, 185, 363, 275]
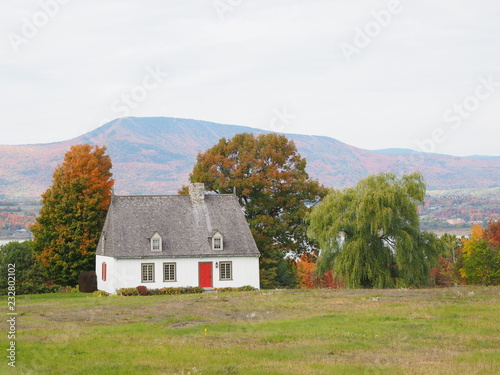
[1, 117, 499, 238]
[1, 117, 499, 197]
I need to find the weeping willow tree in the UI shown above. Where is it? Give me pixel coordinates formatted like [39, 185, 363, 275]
[307, 172, 441, 288]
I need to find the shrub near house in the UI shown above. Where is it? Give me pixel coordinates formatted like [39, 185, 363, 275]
[0, 241, 57, 295]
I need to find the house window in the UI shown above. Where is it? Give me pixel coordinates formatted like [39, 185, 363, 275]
[102, 262, 107, 281]
[141, 263, 155, 283]
[214, 237, 222, 249]
[219, 261, 232, 280]
[151, 233, 162, 252]
[163, 263, 176, 282]
[212, 232, 223, 250]
[152, 238, 161, 251]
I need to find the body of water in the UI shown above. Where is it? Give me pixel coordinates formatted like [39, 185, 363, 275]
[0, 239, 26, 246]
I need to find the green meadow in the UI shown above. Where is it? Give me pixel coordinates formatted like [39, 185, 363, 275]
[5, 287, 500, 375]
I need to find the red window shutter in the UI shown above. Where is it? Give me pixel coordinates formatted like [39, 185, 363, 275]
[102, 263, 107, 281]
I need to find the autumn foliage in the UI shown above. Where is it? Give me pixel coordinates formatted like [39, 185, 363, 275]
[295, 254, 344, 289]
[484, 220, 500, 247]
[429, 233, 465, 287]
[296, 254, 318, 288]
[182, 133, 327, 289]
[0, 211, 36, 231]
[31, 144, 114, 287]
[459, 222, 500, 285]
[430, 255, 461, 287]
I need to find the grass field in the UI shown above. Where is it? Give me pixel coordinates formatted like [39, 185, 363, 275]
[4, 287, 500, 374]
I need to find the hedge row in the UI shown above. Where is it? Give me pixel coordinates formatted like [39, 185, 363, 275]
[112, 285, 257, 296]
[216, 285, 257, 292]
[117, 286, 205, 296]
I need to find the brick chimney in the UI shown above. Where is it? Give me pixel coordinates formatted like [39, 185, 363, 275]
[189, 183, 205, 204]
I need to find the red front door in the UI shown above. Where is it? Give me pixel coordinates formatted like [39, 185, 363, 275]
[199, 262, 213, 287]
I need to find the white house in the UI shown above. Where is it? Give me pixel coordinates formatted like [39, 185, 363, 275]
[95, 183, 260, 294]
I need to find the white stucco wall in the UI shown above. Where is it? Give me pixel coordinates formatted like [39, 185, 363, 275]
[96, 255, 260, 294]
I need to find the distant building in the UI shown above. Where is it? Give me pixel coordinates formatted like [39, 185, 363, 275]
[96, 183, 260, 294]
[447, 219, 466, 225]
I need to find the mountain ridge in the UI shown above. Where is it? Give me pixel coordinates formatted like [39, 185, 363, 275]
[1, 117, 499, 197]
[372, 148, 500, 159]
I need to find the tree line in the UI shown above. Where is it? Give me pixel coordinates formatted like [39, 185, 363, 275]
[1, 134, 499, 294]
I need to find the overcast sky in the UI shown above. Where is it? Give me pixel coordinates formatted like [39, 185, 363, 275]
[1, 0, 499, 156]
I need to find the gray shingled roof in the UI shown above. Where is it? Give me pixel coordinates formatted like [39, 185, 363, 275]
[96, 193, 260, 258]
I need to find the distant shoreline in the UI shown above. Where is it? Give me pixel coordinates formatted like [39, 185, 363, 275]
[430, 229, 471, 237]
[0, 237, 32, 241]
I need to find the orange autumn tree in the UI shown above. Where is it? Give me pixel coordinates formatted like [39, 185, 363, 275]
[296, 253, 344, 288]
[31, 144, 114, 286]
[296, 254, 318, 288]
[181, 133, 327, 289]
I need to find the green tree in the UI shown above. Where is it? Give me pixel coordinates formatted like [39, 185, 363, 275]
[0, 241, 56, 295]
[440, 233, 462, 263]
[276, 258, 298, 288]
[460, 224, 500, 285]
[308, 172, 440, 288]
[31, 144, 114, 286]
[181, 133, 327, 288]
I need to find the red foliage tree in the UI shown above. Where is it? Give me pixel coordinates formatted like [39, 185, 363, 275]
[484, 220, 500, 247]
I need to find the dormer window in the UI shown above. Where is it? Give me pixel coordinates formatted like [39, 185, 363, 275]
[152, 238, 160, 251]
[214, 237, 222, 249]
[151, 232, 162, 252]
[211, 231, 223, 251]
